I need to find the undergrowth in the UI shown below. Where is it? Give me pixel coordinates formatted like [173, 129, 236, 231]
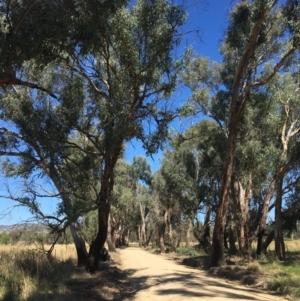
[260, 252, 300, 301]
[0, 247, 75, 301]
[175, 246, 207, 257]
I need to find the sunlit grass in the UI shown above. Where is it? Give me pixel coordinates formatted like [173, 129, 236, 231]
[266, 239, 300, 252]
[0, 244, 77, 301]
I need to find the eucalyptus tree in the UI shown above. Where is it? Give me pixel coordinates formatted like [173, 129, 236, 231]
[263, 71, 300, 259]
[130, 156, 152, 247]
[65, 0, 186, 269]
[0, 68, 102, 265]
[241, 70, 300, 258]
[159, 120, 224, 248]
[111, 159, 135, 247]
[150, 170, 172, 252]
[160, 148, 196, 247]
[183, 0, 300, 266]
[0, 0, 186, 270]
[0, 0, 126, 95]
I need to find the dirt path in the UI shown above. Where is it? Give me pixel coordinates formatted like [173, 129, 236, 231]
[120, 247, 285, 301]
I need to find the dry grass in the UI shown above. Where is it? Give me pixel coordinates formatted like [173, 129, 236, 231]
[266, 239, 300, 252]
[0, 244, 132, 301]
[0, 244, 76, 300]
[0, 243, 78, 261]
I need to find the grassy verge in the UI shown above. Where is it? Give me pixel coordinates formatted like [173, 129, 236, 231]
[0, 244, 77, 301]
[0, 251, 73, 300]
[0, 244, 132, 301]
[259, 252, 300, 300]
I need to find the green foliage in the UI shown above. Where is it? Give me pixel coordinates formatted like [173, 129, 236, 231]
[262, 258, 300, 299]
[284, 0, 300, 45]
[0, 232, 11, 245]
[176, 246, 205, 257]
[81, 211, 98, 245]
[36, 234, 46, 245]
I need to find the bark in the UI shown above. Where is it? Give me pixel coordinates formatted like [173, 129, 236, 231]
[185, 218, 193, 247]
[168, 219, 176, 252]
[202, 207, 211, 246]
[145, 229, 153, 246]
[256, 179, 276, 255]
[122, 228, 130, 246]
[157, 210, 167, 253]
[69, 221, 88, 266]
[140, 203, 147, 247]
[176, 227, 182, 248]
[88, 205, 110, 270]
[87, 143, 122, 270]
[211, 125, 235, 266]
[224, 226, 229, 250]
[228, 225, 238, 255]
[137, 225, 142, 247]
[274, 176, 285, 260]
[106, 213, 116, 252]
[232, 177, 252, 258]
[158, 225, 166, 253]
[261, 230, 274, 254]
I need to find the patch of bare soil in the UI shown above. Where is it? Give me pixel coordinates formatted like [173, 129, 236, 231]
[120, 247, 286, 301]
[62, 253, 134, 301]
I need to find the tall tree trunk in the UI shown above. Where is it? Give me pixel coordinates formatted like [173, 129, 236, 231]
[228, 224, 237, 255]
[176, 225, 182, 248]
[186, 218, 193, 247]
[146, 229, 153, 246]
[202, 207, 211, 246]
[232, 177, 252, 258]
[274, 176, 285, 260]
[224, 225, 229, 250]
[211, 114, 238, 266]
[158, 210, 167, 253]
[140, 203, 147, 247]
[158, 224, 166, 253]
[69, 221, 88, 266]
[106, 213, 116, 252]
[122, 228, 129, 246]
[137, 225, 142, 247]
[256, 179, 276, 255]
[88, 144, 122, 270]
[88, 205, 110, 270]
[262, 230, 274, 254]
[211, 2, 274, 266]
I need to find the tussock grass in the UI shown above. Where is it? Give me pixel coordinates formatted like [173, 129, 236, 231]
[246, 260, 262, 273]
[260, 254, 300, 300]
[0, 244, 76, 301]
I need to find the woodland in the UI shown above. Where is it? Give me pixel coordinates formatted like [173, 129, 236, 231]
[0, 0, 300, 271]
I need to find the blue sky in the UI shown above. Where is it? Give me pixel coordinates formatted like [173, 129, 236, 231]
[0, 0, 231, 225]
[125, 0, 230, 171]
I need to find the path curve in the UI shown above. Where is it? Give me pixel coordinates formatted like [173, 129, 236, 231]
[120, 247, 285, 301]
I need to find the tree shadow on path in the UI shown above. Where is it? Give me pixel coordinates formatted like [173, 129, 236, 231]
[124, 266, 279, 300]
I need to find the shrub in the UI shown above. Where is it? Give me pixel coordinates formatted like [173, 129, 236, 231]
[0, 233, 11, 245]
[175, 246, 205, 257]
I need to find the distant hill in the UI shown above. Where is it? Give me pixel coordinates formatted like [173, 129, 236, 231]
[0, 223, 48, 234]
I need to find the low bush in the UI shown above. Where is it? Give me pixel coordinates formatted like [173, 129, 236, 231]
[175, 246, 206, 257]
